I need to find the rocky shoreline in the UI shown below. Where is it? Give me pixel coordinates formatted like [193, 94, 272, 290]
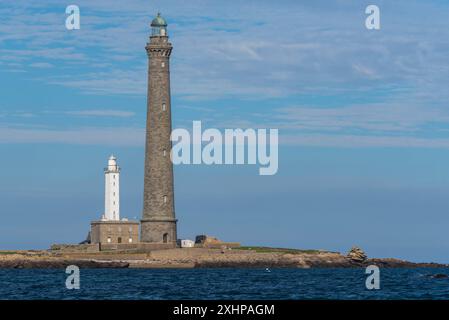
[0, 247, 447, 269]
[0, 259, 129, 269]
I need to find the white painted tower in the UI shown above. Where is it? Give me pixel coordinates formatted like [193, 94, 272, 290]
[103, 155, 120, 221]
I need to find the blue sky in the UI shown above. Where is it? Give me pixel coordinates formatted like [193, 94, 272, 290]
[1, 0, 449, 262]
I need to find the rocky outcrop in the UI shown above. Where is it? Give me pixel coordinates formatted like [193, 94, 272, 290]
[0, 248, 447, 269]
[346, 246, 367, 263]
[363, 258, 446, 268]
[0, 256, 129, 269]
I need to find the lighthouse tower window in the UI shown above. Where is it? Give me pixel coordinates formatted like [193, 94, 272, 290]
[162, 103, 166, 111]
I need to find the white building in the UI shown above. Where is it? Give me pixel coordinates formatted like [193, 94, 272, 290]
[102, 155, 120, 221]
[180, 239, 195, 248]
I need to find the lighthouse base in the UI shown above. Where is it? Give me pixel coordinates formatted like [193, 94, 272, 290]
[90, 220, 139, 245]
[140, 218, 177, 247]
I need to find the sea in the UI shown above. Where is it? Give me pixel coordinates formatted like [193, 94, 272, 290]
[1, 268, 449, 300]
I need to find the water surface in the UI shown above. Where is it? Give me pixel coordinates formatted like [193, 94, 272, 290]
[1, 268, 448, 300]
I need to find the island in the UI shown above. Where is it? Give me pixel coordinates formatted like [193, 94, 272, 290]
[0, 246, 446, 269]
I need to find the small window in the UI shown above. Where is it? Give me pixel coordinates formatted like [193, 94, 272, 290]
[107, 237, 111, 243]
[129, 238, 133, 243]
[118, 237, 122, 244]
[162, 103, 166, 111]
[163, 195, 167, 203]
[163, 150, 167, 157]
[161, 62, 165, 67]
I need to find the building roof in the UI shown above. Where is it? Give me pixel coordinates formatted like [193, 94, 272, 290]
[151, 13, 167, 27]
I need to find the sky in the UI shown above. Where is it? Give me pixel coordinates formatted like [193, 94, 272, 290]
[1, 0, 449, 262]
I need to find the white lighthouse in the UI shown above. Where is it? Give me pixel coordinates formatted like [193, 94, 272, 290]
[90, 155, 139, 246]
[103, 155, 120, 221]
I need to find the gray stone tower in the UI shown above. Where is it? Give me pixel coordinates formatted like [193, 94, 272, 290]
[141, 13, 177, 246]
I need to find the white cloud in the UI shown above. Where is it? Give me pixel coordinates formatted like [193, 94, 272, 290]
[30, 62, 53, 68]
[48, 68, 146, 95]
[281, 134, 449, 149]
[1, 0, 449, 149]
[2, 0, 448, 101]
[274, 103, 449, 134]
[0, 126, 144, 146]
[66, 110, 136, 117]
[1, 125, 449, 150]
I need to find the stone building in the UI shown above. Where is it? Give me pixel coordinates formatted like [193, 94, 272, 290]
[90, 220, 139, 245]
[141, 13, 178, 247]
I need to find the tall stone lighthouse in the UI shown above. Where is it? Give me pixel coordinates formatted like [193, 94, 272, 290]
[141, 13, 177, 246]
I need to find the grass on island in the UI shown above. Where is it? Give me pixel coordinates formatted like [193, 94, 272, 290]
[0, 251, 18, 255]
[233, 246, 326, 254]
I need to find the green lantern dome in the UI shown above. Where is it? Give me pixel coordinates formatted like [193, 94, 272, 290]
[151, 13, 167, 27]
